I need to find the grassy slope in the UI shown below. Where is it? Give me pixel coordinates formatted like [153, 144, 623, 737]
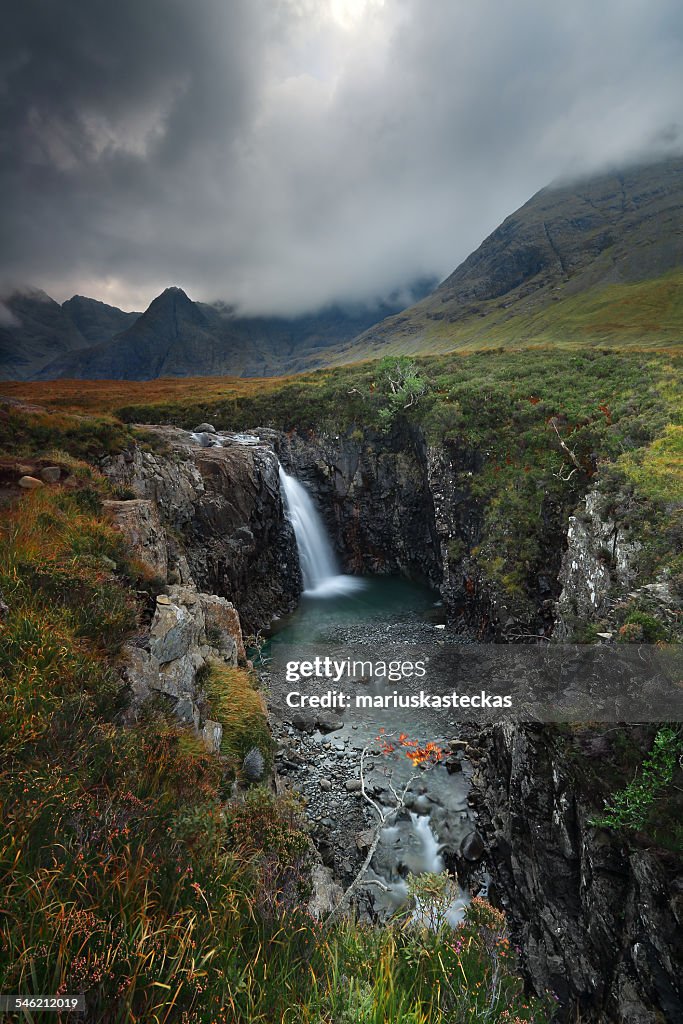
[329, 269, 683, 361]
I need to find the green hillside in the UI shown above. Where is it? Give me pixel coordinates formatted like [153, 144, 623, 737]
[331, 268, 683, 361]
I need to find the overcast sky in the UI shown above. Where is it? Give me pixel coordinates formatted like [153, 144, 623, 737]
[1, 0, 682, 313]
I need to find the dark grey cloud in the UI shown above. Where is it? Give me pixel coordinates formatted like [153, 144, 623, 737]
[1, 0, 682, 312]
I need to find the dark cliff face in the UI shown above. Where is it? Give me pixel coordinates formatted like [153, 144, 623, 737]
[266, 425, 568, 639]
[267, 423, 443, 588]
[102, 428, 301, 634]
[474, 725, 682, 1024]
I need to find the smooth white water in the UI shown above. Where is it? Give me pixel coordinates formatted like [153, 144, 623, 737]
[368, 812, 468, 927]
[279, 467, 363, 597]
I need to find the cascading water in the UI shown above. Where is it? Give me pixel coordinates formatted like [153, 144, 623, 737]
[279, 467, 363, 597]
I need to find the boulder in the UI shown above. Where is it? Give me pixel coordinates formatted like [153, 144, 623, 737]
[460, 831, 485, 862]
[150, 599, 197, 664]
[40, 466, 61, 483]
[316, 713, 344, 734]
[291, 712, 317, 733]
[449, 738, 468, 751]
[18, 475, 43, 489]
[194, 423, 216, 433]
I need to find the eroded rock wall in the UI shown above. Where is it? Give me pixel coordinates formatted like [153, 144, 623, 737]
[102, 427, 301, 633]
[554, 489, 641, 639]
[474, 725, 682, 1023]
[271, 425, 442, 585]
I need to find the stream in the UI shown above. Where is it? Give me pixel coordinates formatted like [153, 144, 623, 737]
[264, 468, 484, 922]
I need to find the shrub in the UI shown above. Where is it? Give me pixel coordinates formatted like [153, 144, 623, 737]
[591, 727, 683, 832]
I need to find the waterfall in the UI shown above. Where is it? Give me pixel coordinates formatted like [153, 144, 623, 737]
[279, 467, 362, 597]
[410, 812, 445, 873]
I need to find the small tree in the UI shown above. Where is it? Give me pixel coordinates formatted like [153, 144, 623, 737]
[375, 357, 429, 424]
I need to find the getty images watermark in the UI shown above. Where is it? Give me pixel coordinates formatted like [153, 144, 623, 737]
[271, 644, 683, 724]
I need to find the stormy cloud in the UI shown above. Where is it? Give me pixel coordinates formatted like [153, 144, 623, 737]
[1, 0, 682, 312]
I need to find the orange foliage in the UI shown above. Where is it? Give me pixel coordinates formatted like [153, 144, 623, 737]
[375, 730, 444, 766]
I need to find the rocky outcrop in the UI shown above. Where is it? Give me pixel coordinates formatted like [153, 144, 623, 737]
[120, 585, 246, 753]
[554, 489, 640, 639]
[103, 498, 168, 580]
[474, 725, 682, 1023]
[102, 427, 300, 633]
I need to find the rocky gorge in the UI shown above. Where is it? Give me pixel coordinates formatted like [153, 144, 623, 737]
[98, 422, 680, 1023]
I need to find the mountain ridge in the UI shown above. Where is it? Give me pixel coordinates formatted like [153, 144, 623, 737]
[1, 280, 437, 382]
[340, 157, 683, 359]
[2, 157, 682, 382]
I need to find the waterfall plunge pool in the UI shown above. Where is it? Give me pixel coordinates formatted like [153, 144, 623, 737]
[268, 469, 478, 925]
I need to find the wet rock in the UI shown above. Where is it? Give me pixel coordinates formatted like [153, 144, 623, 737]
[355, 829, 375, 852]
[445, 756, 463, 774]
[449, 739, 468, 751]
[194, 423, 216, 434]
[477, 724, 682, 1021]
[40, 466, 61, 483]
[460, 831, 485, 862]
[316, 713, 344, 734]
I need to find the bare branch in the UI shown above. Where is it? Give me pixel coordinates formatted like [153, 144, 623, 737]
[549, 418, 582, 475]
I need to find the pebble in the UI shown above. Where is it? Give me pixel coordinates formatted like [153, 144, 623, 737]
[345, 779, 362, 792]
[320, 779, 332, 792]
[449, 739, 468, 751]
